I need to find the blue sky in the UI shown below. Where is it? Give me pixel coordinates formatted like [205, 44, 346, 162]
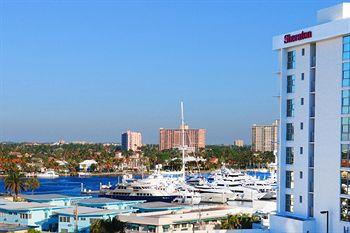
[0, 0, 343, 144]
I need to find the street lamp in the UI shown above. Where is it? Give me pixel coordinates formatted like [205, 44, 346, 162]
[320, 210, 329, 233]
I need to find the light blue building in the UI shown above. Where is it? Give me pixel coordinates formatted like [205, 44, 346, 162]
[0, 202, 67, 231]
[21, 194, 89, 207]
[55, 206, 127, 233]
[77, 197, 144, 211]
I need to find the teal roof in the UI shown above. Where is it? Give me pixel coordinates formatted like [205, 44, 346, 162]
[77, 198, 144, 207]
[22, 194, 90, 203]
[54, 206, 130, 217]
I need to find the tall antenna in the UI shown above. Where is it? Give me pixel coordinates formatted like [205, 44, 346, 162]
[181, 101, 185, 180]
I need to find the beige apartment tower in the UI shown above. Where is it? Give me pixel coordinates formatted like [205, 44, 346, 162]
[251, 120, 279, 152]
[159, 125, 206, 151]
[121, 130, 142, 151]
[234, 139, 244, 147]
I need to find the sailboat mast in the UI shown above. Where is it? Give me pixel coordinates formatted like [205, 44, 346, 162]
[181, 101, 185, 180]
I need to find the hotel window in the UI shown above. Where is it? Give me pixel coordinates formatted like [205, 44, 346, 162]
[20, 214, 31, 219]
[302, 48, 305, 56]
[300, 171, 303, 179]
[286, 171, 294, 188]
[343, 62, 350, 87]
[286, 147, 294, 165]
[342, 144, 350, 168]
[342, 117, 350, 141]
[341, 171, 350, 195]
[344, 35, 350, 61]
[301, 73, 304, 80]
[286, 123, 294, 141]
[300, 147, 303, 155]
[285, 194, 294, 212]
[343, 90, 350, 114]
[341, 197, 350, 222]
[287, 51, 296, 69]
[301, 98, 304, 105]
[287, 75, 295, 93]
[60, 216, 70, 223]
[287, 99, 294, 117]
[300, 122, 304, 130]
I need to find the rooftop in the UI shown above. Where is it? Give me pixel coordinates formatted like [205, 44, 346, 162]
[136, 201, 186, 211]
[54, 206, 126, 217]
[21, 194, 90, 202]
[317, 3, 350, 24]
[0, 223, 29, 232]
[77, 197, 143, 205]
[0, 202, 63, 211]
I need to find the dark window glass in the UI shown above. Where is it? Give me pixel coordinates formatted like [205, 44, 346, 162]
[287, 99, 294, 117]
[286, 147, 294, 165]
[287, 51, 296, 69]
[285, 194, 294, 212]
[287, 75, 295, 93]
[286, 123, 294, 141]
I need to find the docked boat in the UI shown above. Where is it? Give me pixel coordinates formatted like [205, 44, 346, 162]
[36, 169, 59, 178]
[101, 102, 201, 204]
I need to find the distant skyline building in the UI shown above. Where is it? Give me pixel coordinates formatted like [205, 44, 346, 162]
[121, 130, 142, 151]
[234, 139, 244, 147]
[251, 120, 279, 152]
[270, 3, 350, 233]
[159, 125, 206, 151]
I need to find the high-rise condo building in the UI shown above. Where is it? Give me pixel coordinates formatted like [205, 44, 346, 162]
[159, 125, 206, 151]
[270, 3, 350, 233]
[121, 130, 142, 151]
[234, 139, 244, 147]
[251, 120, 279, 152]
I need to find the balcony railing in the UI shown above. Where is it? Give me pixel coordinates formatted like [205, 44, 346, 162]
[309, 132, 315, 143]
[310, 81, 315, 92]
[310, 106, 315, 117]
[311, 56, 316, 68]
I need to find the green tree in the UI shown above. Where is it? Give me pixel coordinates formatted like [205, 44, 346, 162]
[90, 217, 126, 233]
[28, 229, 41, 233]
[220, 214, 260, 229]
[4, 170, 27, 200]
[26, 177, 40, 195]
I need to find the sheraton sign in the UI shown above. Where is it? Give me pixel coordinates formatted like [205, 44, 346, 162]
[284, 31, 312, 44]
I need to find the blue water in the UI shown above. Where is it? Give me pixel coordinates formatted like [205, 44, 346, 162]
[0, 176, 124, 196]
[0, 171, 271, 196]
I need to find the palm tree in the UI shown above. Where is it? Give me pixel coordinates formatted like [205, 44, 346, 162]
[4, 171, 27, 200]
[90, 217, 126, 233]
[221, 214, 261, 229]
[26, 177, 40, 195]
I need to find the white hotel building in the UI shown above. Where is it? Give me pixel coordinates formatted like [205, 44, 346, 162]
[270, 3, 350, 233]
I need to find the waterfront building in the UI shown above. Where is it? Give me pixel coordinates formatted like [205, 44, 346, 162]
[251, 120, 279, 152]
[55, 206, 123, 233]
[21, 194, 89, 207]
[77, 198, 144, 211]
[121, 130, 142, 151]
[270, 3, 350, 233]
[118, 205, 237, 233]
[135, 201, 186, 213]
[78, 160, 98, 172]
[0, 202, 67, 231]
[234, 139, 244, 147]
[159, 125, 206, 151]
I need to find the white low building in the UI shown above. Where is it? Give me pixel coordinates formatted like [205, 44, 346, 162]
[79, 160, 98, 171]
[119, 205, 253, 233]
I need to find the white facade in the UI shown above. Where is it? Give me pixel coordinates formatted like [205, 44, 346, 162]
[271, 3, 350, 233]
